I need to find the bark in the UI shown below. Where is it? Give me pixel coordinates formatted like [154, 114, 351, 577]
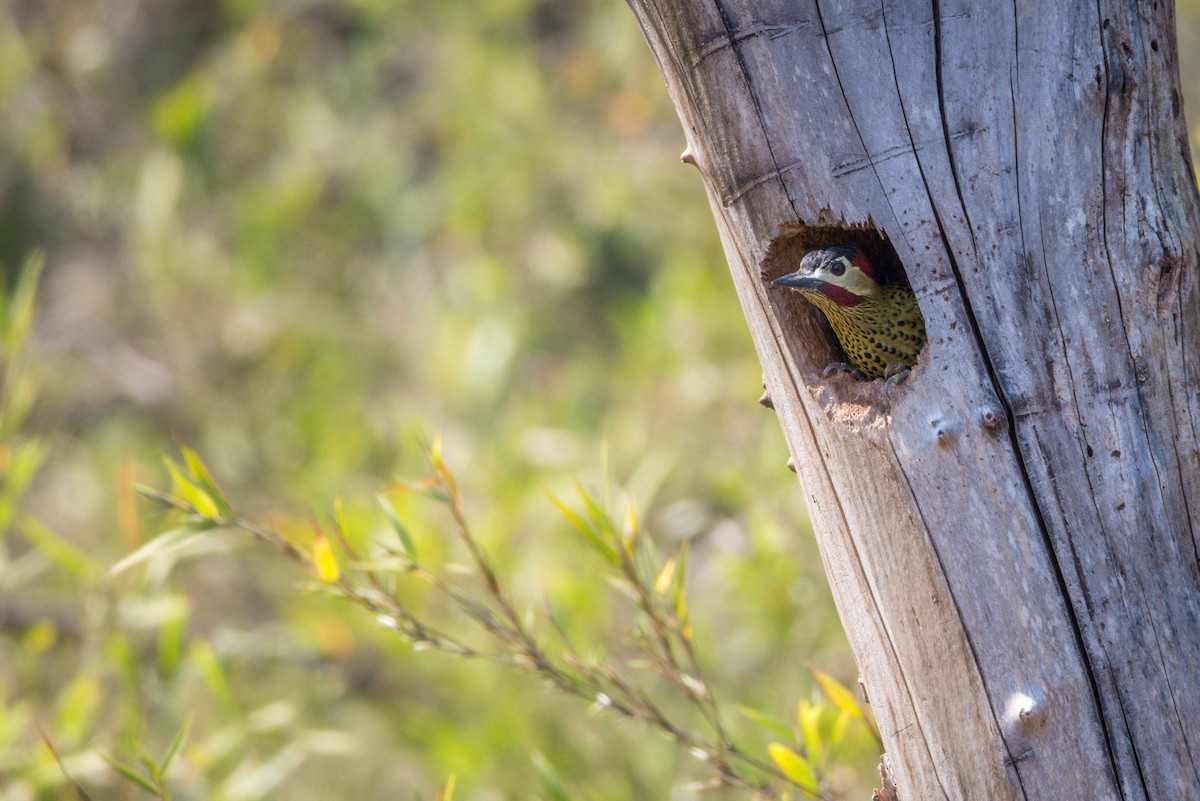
[625, 2, 1200, 799]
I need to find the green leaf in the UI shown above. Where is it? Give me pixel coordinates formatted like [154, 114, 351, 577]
[736, 705, 797, 742]
[180, 445, 232, 517]
[530, 752, 575, 801]
[812, 669, 864, 719]
[576, 480, 620, 544]
[138, 752, 161, 783]
[102, 754, 160, 794]
[160, 716, 192, 776]
[378, 495, 418, 563]
[673, 538, 691, 634]
[55, 673, 101, 744]
[3, 440, 48, 505]
[19, 515, 100, 581]
[190, 639, 238, 718]
[546, 486, 619, 565]
[768, 743, 820, 795]
[3, 251, 44, 350]
[156, 613, 187, 678]
[163, 457, 219, 518]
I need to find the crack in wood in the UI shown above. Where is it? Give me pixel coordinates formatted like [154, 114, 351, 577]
[710, 0, 803, 223]
[832, 127, 982, 178]
[691, 19, 811, 67]
[722, 159, 808, 206]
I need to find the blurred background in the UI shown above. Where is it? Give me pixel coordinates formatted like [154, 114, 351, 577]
[2, 1, 1199, 799]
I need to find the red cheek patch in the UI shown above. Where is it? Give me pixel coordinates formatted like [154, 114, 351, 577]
[819, 283, 863, 307]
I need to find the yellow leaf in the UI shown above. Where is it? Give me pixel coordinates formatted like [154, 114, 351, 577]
[180, 445, 232, 517]
[163, 457, 218, 518]
[797, 698, 823, 769]
[768, 743, 820, 794]
[812, 669, 864, 719]
[672, 539, 690, 625]
[624, 500, 639, 553]
[655, 558, 676, 595]
[313, 533, 339, 582]
[438, 773, 456, 801]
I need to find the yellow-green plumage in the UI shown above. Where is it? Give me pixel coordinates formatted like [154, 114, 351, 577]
[803, 284, 926, 379]
[774, 246, 927, 381]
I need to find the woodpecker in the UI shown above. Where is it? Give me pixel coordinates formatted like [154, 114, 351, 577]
[774, 246, 925, 382]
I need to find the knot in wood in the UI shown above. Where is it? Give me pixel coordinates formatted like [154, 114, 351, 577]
[979, 403, 1005, 432]
[930, 416, 955, 446]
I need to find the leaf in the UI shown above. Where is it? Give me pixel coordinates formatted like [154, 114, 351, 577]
[138, 752, 161, 783]
[56, 673, 101, 743]
[20, 515, 100, 580]
[378, 495, 418, 563]
[768, 743, 820, 795]
[736, 705, 796, 742]
[438, 773, 456, 801]
[390, 478, 450, 503]
[797, 698, 824, 768]
[219, 740, 308, 797]
[108, 528, 201, 577]
[429, 432, 443, 468]
[180, 446, 232, 517]
[133, 484, 177, 508]
[673, 538, 690, 634]
[530, 752, 574, 801]
[3, 440, 47, 506]
[829, 709, 851, 751]
[812, 669, 864, 720]
[623, 500, 639, 553]
[163, 457, 219, 518]
[4, 251, 44, 350]
[190, 640, 238, 718]
[576, 480, 621, 547]
[156, 614, 186, 678]
[546, 488, 620, 565]
[313, 532, 340, 582]
[102, 755, 159, 794]
[159, 716, 192, 776]
[654, 558, 676, 595]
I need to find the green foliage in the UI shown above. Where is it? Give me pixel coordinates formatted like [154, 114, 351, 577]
[129, 445, 879, 800]
[0, 0, 974, 798]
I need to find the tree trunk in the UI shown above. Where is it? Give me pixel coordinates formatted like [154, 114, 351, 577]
[625, 2, 1200, 799]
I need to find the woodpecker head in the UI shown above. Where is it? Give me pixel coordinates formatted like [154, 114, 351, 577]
[774, 246, 881, 307]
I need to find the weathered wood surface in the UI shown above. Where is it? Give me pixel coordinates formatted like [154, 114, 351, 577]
[626, 1, 1200, 798]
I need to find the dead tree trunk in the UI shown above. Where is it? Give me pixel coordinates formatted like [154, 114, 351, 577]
[625, 2, 1200, 799]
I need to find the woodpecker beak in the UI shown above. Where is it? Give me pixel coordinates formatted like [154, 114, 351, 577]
[774, 271, 822, 291]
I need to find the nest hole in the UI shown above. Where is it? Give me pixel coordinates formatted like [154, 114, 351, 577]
[763, 224, 924, 402]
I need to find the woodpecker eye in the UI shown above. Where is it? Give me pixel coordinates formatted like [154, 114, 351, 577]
[830, 259, 848, 277]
